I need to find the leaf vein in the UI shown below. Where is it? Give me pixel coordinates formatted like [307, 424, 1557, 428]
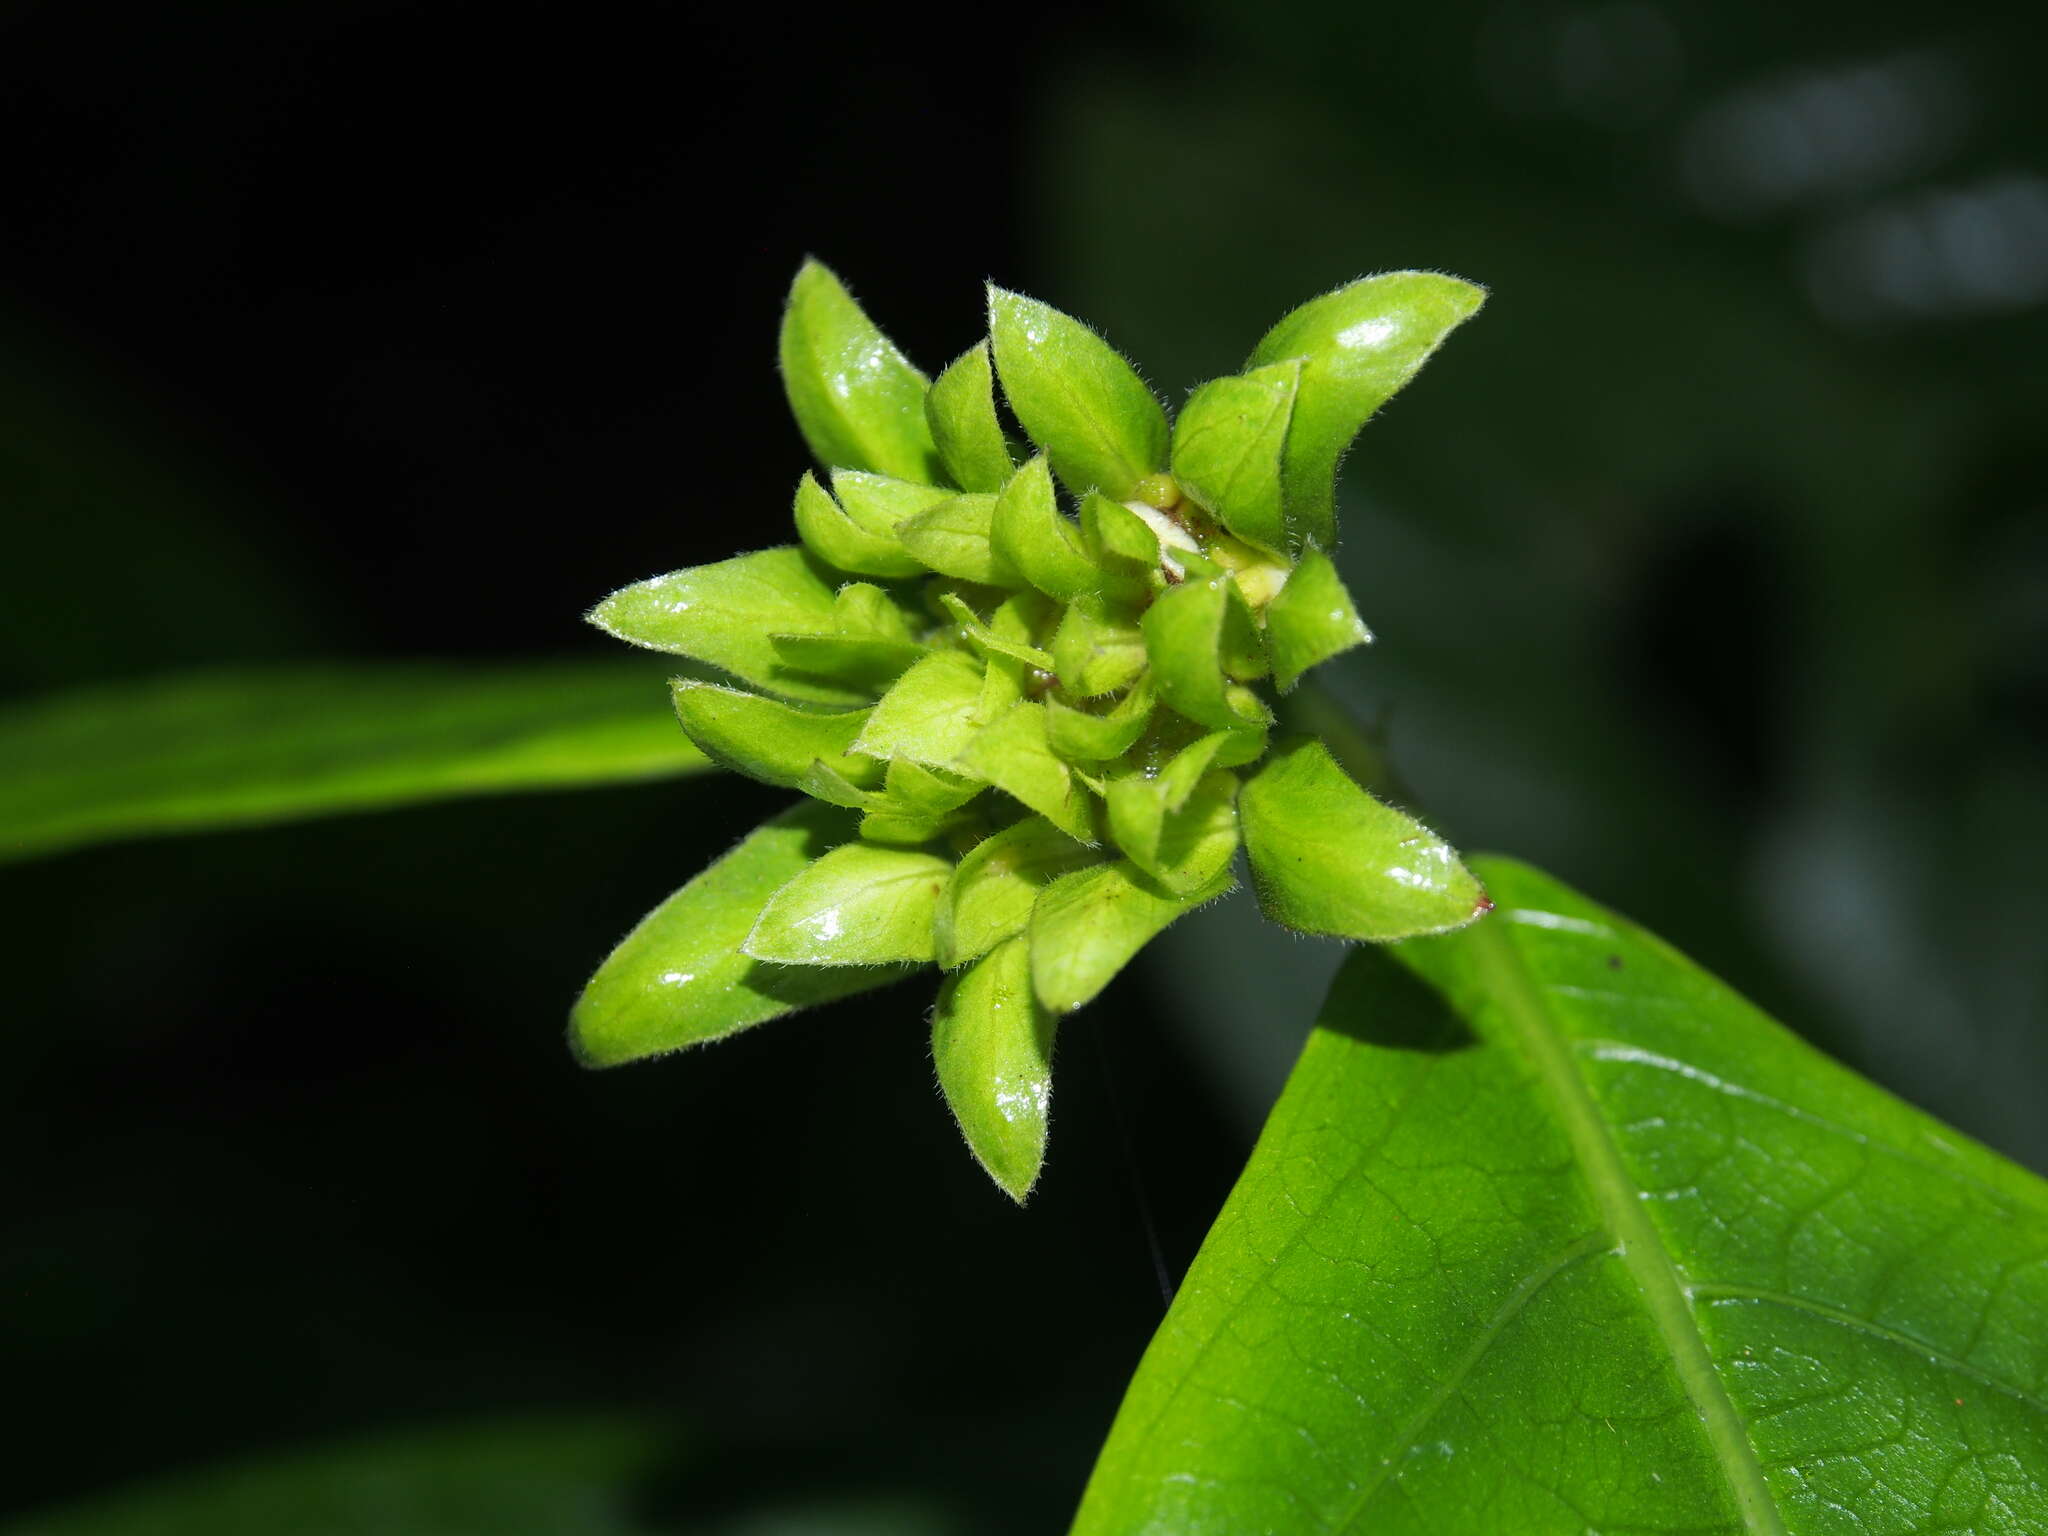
[1327, 1230, 1611, 1533]
[1116, 1050, 1456, 1464]
[1690, 1287, 2048, 1417]
[1574, 1038, 2036, 1216]
[1474, 916, 1792, 1536]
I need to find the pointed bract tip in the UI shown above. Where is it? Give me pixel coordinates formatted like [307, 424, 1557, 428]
[1473, 894, 1495, 916]
[786, 257, 845, 309]
[565, 1009, 619, 1071]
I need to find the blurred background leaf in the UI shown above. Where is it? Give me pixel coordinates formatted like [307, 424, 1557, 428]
[1, 0, 2041, 1529]
[0, 662, 707, 863]
[2, 1416, 674, 1536]
[0, 1415, 959, 1536]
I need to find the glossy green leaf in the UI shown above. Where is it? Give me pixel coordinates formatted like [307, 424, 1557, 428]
[743, 840, 952, 966]
[959, 701, 1096, 841]
[987, 286, 1167, 501]
[925, 342, 1016, 493]
[791, 471, 927, 580]
[1241, 735, 1488, 939]
[895, 493, 1019, 587]
[1140, 563, 1269, 732]
[935, 816, 1097, 970]
[931, 936, 1058, 1204]
[1046, 676, 1155, 761]
[590, 546, 867, 705]
[1051, 597, 1148, 698]
[779, 259, 942, 483]
[852, 649, 987, 766]
[1168, 360, 1300, 555]
[1030, 859, 1233, 1015]
[1246, 270, 1486, 550]
[1075, 856, 2048, 1534]
[669, 678, 876, 791]
[1264, 542, 1371, 691]
[571, 803, 910, 1067]
[0, 661, 713, 866]
[991, 455, 1098, 603]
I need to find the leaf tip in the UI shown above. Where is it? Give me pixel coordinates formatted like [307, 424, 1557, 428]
[1396, 269, 1489, 320]
[993, 1169, 1040, 1206]
[1447, 272, 1489, 313]
[565, 996, 631, 1071]
[583, 590, 627, 639]
[789, 254, 840, 296]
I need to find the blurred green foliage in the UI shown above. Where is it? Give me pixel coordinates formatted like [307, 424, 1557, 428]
[1, 1416, 957, 1536]
[3, 1417, 672, 1536]
[0, 662, 706, 863]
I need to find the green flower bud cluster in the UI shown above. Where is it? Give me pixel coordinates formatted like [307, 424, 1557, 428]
[572, 260, 1494, 1200]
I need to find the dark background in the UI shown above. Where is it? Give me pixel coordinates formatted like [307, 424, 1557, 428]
[3, 1, 2044, 1530]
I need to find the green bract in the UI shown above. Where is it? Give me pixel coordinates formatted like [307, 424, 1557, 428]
[576, 261, 1491, 1201]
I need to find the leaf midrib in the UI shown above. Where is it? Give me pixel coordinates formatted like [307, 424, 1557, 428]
[1470, 915, 1791, 1536]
